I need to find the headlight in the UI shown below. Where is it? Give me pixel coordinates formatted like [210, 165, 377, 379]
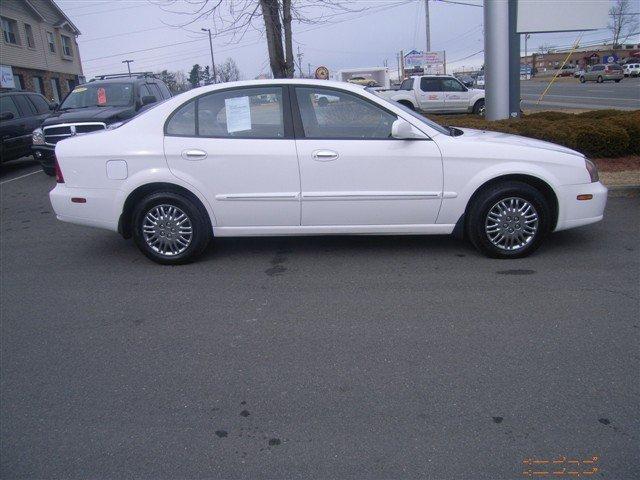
[32, 128, 45, 145]
[585, 158, 599, 183]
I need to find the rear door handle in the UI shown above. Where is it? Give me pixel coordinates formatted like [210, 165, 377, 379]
[182, 149, 207, 160]
[312, 149, 339, 162]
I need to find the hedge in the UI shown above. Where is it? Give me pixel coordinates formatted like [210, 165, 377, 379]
[425, 110, 640, 158]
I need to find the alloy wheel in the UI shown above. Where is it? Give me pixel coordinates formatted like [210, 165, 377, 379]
[142, 204, 193, 256]
[485, 197, 539, 251]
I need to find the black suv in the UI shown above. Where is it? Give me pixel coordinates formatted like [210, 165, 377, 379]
[1, 91, 54, 166]
[32, 73, 172, 175]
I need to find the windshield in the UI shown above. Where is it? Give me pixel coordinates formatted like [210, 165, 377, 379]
[391, 100, 452, 136]
[60, 83, 134, 109]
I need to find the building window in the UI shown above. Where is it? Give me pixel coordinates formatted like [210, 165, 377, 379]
[24, 23, 35, 48]
[14, 74, 24, 90]
[61, 35, 72, 57]
[50, 78, 61, 102]
[46, 31, 56, 53]
[33, 76, 45, 94]
[1, 16, 20, 45]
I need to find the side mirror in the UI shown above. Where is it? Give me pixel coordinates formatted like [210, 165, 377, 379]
[0, 111, 15, 121]
[141, 95, 157, 106]
[49, 102, 59, 111]
[391, 118, 426, 140]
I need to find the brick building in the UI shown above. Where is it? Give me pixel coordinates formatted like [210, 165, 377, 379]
[0, 0, 83, 103]
[522, 43, 640, 73]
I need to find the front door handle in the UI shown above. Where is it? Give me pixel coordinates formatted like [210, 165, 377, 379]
[312, 149, 339, 162]
[182, 149, 207, 160]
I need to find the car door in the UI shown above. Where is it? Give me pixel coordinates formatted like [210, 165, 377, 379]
[441, 78, 470, 112]
[164, 85, 301, 227]
[416, 77, 445, 111]
[292, 86, 443, 227]
[0, 95, 29, 161]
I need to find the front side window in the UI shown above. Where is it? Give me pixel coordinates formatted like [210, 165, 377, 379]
[295, 87, 396, 139]
[198, 87, 284, 138]
[441, 78, 466, 92]
[1, 17, 19, 45]
[46, 32, 55, 53]
[60, 83, 133, 109]
[24, 23, 34, 48]
[61, 35, 72, 56]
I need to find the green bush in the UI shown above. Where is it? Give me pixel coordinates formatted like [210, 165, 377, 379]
[426, 109, 640, 158]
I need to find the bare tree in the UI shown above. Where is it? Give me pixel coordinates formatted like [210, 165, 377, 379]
[155, 1, 357, 79]
[609, 0, 639, 47]
[216, 58, 242, 83]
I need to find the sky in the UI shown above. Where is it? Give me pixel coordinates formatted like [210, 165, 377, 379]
[55, 0, 639, 81]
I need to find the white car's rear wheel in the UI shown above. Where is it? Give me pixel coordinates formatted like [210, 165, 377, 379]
[132, 192, 211, 264]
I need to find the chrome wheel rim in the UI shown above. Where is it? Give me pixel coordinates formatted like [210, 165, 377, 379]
[142, 204, 193, 256]
[485, 197, 538, 251]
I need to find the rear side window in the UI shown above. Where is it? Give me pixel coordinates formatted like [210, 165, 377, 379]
[147, 83, 163, 100]
[166, 100, 196, 136]
[197, 87, 284, 138]
[157, 82, 171, 99]
[399, 78, 413, 90]
[28, 94, 50, 114]
[0, 95, 20, 118]
[420, 78, 441, 92]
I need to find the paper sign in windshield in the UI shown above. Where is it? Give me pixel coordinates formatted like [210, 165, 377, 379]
[73, 87, 87, 93]
[225, 96, 251, 133]
[97, 87, 107, 105]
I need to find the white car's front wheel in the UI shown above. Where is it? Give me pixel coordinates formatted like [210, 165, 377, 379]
[467, 181, 551, 259]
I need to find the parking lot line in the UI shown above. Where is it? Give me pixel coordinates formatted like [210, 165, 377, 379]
[0, 169, 42, 185]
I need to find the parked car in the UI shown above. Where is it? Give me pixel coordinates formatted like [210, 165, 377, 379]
[346, 76, 379, 87]
[0, 91, 54, 165]
[455, 75, 475, 88]
[623, 63, 640, 77]
[475, 74, 485, 88]
[579, 64, 623, 83]
[375, 75, 486, 115]
[32, 73, 172, 175]
[573, 68, 585, 78]
[557, 65, 576, 77]
[50, 79, 606, 264]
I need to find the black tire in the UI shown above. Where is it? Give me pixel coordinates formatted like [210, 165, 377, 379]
[597, 75, 603, 83]
[42, 166, 55, 176]
[473, 99, 485, 116]
[466, 181, 551, 259]
[398, 100, 415, 111]
[579, 76, 586, 83]
[614, 79, 621, 83]
[132, 191, 211, 265]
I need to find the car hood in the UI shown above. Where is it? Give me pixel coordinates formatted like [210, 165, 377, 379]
[42, 106, 135, 126]
[455, 128, 583, 157]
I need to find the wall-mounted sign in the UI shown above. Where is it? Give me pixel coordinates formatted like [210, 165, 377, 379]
[0, 65, 15, 89]
[315, 66, 329, 80]
[517, 0, 609, 33]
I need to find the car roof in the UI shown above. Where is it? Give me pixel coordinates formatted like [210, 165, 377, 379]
[0, 90, 45, 97]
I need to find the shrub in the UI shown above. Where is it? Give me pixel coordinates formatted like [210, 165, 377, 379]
[571, 123, 630, 158]
[525, 111, 573, 121]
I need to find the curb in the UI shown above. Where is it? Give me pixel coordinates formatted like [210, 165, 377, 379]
[607, 185, 640, 197]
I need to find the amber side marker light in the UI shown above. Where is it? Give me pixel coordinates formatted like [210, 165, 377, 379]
[577, 194, 593, 201]
[71, 197, 87, 203]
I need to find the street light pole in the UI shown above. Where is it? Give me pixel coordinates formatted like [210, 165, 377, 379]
[424, 0, 431, 53]
[201, 28, 216, 84]
[122, 59, 134, 77]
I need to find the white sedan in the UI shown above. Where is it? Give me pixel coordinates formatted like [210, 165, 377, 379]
[50, 79, 607, 264]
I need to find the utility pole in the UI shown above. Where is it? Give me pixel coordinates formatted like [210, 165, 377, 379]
[201, 28, 216, 84]
[424, 0, 431, 52]
[524, 33, 530, 78]
[297, 45, 304, 78]
[308, 63, 311, 78]
[122, 59, 134, 77]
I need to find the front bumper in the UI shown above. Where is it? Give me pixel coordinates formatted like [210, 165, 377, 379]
[554, 181, 608, 231]
[32, 145, 56, 169]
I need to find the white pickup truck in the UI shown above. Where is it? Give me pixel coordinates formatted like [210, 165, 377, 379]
[375, 75, 486, 115]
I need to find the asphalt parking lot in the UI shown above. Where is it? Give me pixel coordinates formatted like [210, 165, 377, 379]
[1, 159, 639, 479]
[521, 76, 640, 111]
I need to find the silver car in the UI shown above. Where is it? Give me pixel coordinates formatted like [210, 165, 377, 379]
[580, 64, 623, 83]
